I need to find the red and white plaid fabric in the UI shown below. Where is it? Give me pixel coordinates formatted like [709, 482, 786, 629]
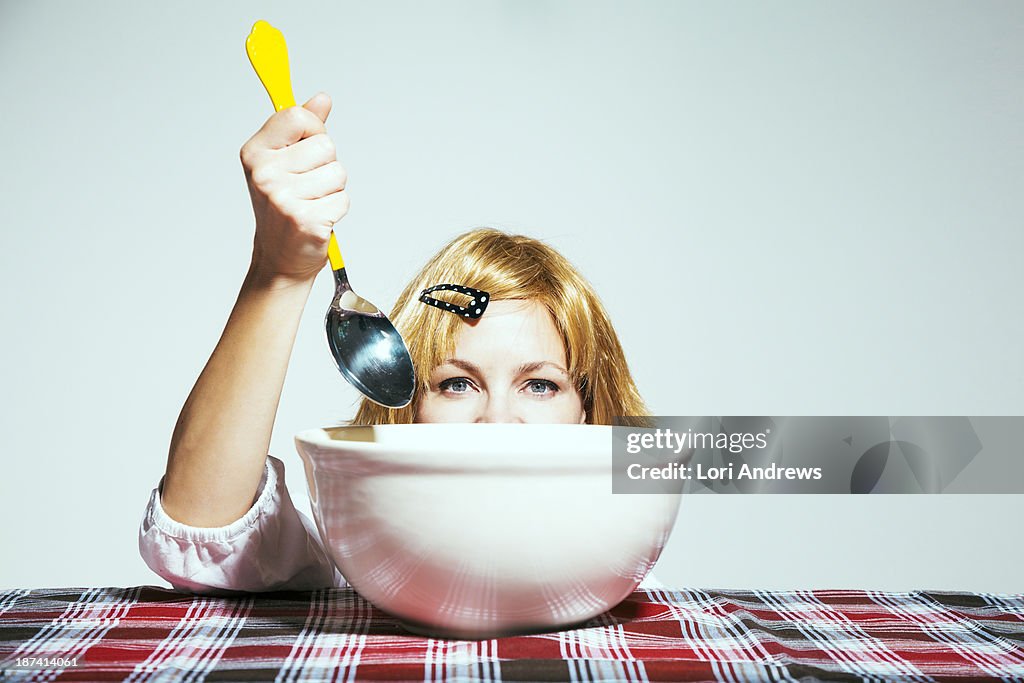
[1, 586, 1023, 681]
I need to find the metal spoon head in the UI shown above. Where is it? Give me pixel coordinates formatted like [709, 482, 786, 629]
[325, 269, 415, 408]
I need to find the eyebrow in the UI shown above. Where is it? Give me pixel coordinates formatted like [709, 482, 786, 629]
[438, 358, 569, 376]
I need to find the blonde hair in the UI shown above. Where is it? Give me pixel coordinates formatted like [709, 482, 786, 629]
[352, 228, 648, 425]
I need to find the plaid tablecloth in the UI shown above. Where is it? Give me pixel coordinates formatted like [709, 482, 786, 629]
[1, 586, 1023, 682]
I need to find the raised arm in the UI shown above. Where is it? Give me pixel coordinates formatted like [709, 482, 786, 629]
[160, 93, 348, 527]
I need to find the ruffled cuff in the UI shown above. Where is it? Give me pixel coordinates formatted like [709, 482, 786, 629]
[138, 456, 340, 594]
[145, 459, 277, 542]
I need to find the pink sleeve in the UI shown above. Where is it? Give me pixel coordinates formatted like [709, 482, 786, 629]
[138, 455, 346, 594]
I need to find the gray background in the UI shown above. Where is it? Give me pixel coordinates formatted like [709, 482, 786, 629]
[0, 1, 1021, 592]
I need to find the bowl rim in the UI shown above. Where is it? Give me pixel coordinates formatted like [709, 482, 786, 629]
[293, 424, 620, 472]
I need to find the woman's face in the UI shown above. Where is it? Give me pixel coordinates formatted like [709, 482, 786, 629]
[415, 300, 587, 424]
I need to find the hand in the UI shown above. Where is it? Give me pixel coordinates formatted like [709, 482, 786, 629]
[240, 92, 349, 285]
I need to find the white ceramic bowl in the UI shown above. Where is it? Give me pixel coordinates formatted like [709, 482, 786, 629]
[294, 424, 681, 638]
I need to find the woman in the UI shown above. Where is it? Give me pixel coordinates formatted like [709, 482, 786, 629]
[138, 93, 653, 593]
[355, 228, 646, 426]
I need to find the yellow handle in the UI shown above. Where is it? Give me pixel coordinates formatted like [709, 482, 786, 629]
[245, 20, 345, 270]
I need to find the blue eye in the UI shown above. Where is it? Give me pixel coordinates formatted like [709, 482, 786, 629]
[526, 380, 559, 395]
[439, 377, 473, 394]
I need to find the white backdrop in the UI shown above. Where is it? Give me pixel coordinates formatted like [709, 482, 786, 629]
[1, 1, 1021, 592]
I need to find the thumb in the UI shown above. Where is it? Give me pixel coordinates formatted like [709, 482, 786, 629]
[302, 92, 332, 124]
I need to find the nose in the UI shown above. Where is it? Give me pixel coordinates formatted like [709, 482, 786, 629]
[475, 395, 524, 424]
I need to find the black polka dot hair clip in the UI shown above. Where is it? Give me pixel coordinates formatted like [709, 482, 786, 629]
[419, 284, 490, 319]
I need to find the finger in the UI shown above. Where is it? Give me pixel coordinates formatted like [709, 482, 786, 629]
[303, 92, 332, 124]
[255, 105, 327, 150]
[295, 161, 347, 200]
[310, 189, 350, 225]
[278, 133, 336, 173]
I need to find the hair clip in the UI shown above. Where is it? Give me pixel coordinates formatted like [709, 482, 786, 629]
[419, 284, 490, 319]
